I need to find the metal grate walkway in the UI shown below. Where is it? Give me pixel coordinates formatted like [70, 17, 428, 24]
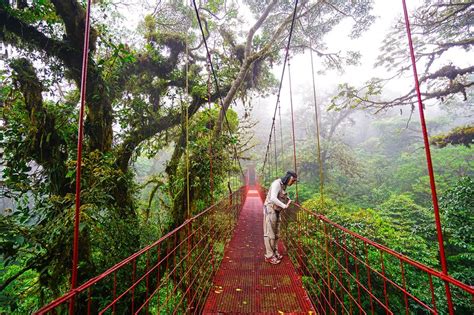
[203, 188, 315, 314]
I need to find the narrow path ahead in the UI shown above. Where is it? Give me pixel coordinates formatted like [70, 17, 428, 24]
[203, 188, 315, 314]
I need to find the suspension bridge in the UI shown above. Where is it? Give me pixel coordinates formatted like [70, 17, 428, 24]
[35, 171, 474, 314]
[33, 0, 473, 314]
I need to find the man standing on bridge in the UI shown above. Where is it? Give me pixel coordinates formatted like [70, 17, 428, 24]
[263, 171, 297, 264]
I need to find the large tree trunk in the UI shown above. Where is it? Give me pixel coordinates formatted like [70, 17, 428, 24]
[9, 58, 71, 195]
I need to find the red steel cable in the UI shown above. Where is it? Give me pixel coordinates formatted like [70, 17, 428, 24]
[273, 118, 278, 176]
[287, 54, 299, 201]
[401, 1, 453, 313]
[309, 41, 325, 204]
[36, 191, 242, 314]
[192, 0, 245, 179]
[257, 179, 473, 313]
[295, 202, 472, 293]
[278, 101, 284, 169]
[71, 0, 92, 307]
[262, 0, 299, 174]
[207, 62, 214, 203]
[276, 197, 472, 313]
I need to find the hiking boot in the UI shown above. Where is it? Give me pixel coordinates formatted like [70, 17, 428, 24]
[265, 256, 281, 265]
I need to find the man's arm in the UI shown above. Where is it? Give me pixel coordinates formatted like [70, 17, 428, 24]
[269, 181, 288, 208]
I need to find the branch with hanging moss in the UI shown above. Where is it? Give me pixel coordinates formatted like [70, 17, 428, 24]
[8, 58, 71, 195]
[141, 176, 168, 229]
[116, 84, 230, 172]
[0, 255, 50, 293]
[330, 65, 474, 112]
[431, 125, 474, 148]
[216, 0, 320, 133]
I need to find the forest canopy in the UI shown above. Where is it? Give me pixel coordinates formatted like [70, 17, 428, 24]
[0, 0, 472, 313]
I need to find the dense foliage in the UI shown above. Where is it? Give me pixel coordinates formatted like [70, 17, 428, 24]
[0, 0, 471, 313]
[260, 69, 472, 314]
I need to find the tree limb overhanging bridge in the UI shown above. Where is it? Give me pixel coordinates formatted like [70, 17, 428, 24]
[34, 0, 473, 314]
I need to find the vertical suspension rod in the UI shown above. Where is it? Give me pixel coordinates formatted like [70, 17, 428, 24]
[207, 62, 214, 203]
[309, 41, 324, 204]
[184, 37, 192, 311]
[287, 54, 298, 202]
[185, 39, 190, 219]
[70, 0, 92, 313]
[278, 100, 284, 169]
[262, 0, 299, 175]
[401, 1, 453, 313]
[192, 0, 245, 180]
[273, 119, 278, 177]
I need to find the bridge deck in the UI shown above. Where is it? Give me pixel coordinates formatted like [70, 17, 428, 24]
[203, 188, 315, 314]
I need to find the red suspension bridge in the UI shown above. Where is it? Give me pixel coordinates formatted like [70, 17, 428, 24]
[34, 0, 473, 314]
[36, 176, 474, 314]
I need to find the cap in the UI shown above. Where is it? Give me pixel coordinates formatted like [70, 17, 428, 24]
[286, 170, 297, 180]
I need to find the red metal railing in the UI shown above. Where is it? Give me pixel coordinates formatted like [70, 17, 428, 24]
[257, 186, 473, 314]
[35, 188, 244, 314]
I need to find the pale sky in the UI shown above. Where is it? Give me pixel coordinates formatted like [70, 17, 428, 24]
[265, 0, 420, 114]
[248, 0, 472, 137]
[2, 1, 470, 132]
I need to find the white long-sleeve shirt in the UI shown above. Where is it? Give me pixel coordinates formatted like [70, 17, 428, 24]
[264, 179, 288, 209]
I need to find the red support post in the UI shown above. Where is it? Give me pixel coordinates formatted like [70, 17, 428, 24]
[400, 259, 409, 315]
[379, 251, 389, 313]
[70, 1, 92, 313]
[87, 287, 92, 315]
[400, 1, 454, 313]
[351, 237, 362, 315]
[173, 233, 177, 290]
[187, 220, 192, 311]
[323, 224, 332, 311]
[428, 274, 437, 313]
[343, 234, 353, 315]
[131, 259, 136, 313]
[364, 243, 375, 315]
[156, 244, 161, 294]
[113, 271, 117, 315]
[145, 251, 150, 315]
[335, 232, 345, 313]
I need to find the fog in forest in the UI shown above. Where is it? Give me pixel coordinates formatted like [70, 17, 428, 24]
[1, 1, 472, 313]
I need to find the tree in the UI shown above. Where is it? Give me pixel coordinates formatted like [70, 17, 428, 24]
[0, 0, 376, 311]
[439, 177, 473, 285]
[276, 88, 360, 198]
[431, 125, 474, 147]
[0, 0, 222, 307]
[190, 0, 375, 131]
[330, 1, 473, 112]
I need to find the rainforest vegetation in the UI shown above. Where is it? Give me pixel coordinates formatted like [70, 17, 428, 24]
[0, 0, 472, 313]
